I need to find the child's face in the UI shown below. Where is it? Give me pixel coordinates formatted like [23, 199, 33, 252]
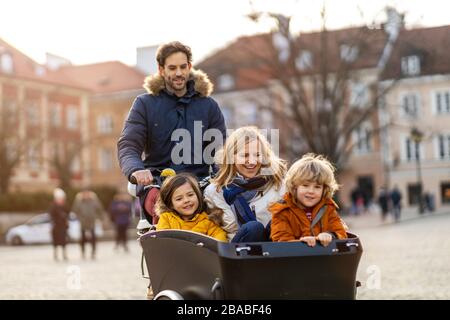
[234, 139, 262, 179]
[296, 181, 324, 208]
[171, 182, 199, 220]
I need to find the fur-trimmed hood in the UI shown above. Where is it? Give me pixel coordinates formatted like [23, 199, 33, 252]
[143, 68, 214, 97]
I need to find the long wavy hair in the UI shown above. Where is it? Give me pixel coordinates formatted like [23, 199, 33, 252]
[212, 126, 287, 191]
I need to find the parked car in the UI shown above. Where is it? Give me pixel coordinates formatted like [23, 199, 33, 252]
[5, 212, 103, 245]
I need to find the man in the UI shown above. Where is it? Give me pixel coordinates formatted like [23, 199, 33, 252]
[118, 41, 226, 223]
[109, 192, 132, 252]
[71, 189, 105, 259]
[118, 41, 226, 183]
[118, 41, 226, 300]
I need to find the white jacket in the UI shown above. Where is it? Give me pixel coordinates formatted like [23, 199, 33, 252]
[204, 182, 286, 241]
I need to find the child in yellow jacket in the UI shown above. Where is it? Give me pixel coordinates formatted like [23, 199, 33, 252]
[155, 172, 227, 241]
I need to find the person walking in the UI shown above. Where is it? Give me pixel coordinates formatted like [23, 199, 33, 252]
[109, 192, 132, 252]
[378, 187, 390, 222]
[390, 186, 402, 222]
[49, 188, 70, 261]
[71, 189, 105, 259]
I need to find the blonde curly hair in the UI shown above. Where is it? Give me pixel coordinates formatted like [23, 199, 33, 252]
[285, 153, 339, 204]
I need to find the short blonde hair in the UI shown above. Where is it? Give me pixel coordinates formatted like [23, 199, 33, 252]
[285, 153, 339, 202]
[212, 126, 287, 190]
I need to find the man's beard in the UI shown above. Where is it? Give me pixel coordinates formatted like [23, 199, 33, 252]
[168, 76, 186, 92]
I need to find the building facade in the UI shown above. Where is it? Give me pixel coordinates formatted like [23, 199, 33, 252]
[0, 38, 146, 194]
[196, 14, 450, 211]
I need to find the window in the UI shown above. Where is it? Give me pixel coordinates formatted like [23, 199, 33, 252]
[98, 148, 114, 171]
[340, 44, 359, 63]
[2, 98, 17, 122]
[5, 139, 18, 162]
[401, 55, 420, 76]
[295, 50, 313, 71]
[353, 122, 372, 154]
[0, 53, 14, 74]
[71, 155, 81, 173]
[27, 143, 40, 170]
[50, 103, 62, 127]
[66, 106, 78, 129]
[441, 182, 450, 204]
[26, 101, 40, 126]
[435, 91, 450, 114]
[350, 82, 369, 107]
[34, 65, 46, 77]
[217, 74, 235, 91]
[97, 115, 113, 134]
[401, 93, 420, 118]
[437, 134, 450, 159]
[405, 137, 421, 161]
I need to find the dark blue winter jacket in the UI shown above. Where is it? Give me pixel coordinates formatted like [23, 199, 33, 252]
[117, 69, 226, 181]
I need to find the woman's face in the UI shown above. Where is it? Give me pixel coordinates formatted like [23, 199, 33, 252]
[296, 181, 324, 208]
[234, 139, 262, 179]
[171, 182, 199, 220]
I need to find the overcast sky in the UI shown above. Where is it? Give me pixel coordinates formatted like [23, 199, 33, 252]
[1, 0, 449, 67]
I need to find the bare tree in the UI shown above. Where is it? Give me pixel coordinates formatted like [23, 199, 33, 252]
[241, 6, 402, 170]
[46, 138, 90, 191]
[0, 101, 25, 194]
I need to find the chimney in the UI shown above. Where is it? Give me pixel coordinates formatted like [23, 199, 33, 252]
[46, 52, 72, 71]
[384, 7, 404, 41]
[377, 7, 404, 69]
[136, 45, 158, 75]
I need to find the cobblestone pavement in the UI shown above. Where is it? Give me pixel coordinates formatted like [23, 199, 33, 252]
[1, 212, 449, 299]
[0, 239, 147, 300]
[354, 211, 450, 299]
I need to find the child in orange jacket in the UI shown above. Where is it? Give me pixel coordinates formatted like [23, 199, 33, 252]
[270, 153, 347, 246]
[155, 172, 227, 241]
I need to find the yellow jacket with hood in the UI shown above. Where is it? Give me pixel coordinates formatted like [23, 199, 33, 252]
[156, 211, 227, 241]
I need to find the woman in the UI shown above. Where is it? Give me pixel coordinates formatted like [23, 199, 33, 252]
[204, 126, 287, 242]
[49, 188, 70, 261]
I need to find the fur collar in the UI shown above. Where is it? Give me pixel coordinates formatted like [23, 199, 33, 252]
[143, 68, 214, 97]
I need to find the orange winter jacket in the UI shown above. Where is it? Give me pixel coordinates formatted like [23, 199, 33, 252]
[156, 211, 227, 241]
[269, 192, 347, 242]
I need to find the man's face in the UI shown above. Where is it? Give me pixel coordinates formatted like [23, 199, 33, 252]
[159, 52, 191, 96]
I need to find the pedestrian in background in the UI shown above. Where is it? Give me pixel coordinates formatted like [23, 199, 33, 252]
[72, 189, 105, 259]
[109, 192, 132, 252]
[49, 188, 70, 261]
[390, 186, 402, 222]
[378, 187, 390, 222]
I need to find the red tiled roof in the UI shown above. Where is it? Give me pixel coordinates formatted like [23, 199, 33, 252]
[197, 26, 388, 92]
[381, 25, 450, 79]
[0, 38, 89, 90]
[0, 38, 146, 93]
[48, 61, 146, 94]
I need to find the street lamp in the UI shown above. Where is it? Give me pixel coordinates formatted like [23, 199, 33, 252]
[410, 127, 424, 213]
